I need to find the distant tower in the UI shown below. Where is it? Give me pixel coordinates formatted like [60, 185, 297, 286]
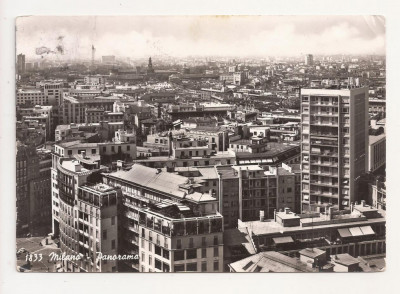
[17, 54, 26, 74]
[147, 57, 154, 74]
[91, 45, 96, 66]
[305, 54, 314, 66]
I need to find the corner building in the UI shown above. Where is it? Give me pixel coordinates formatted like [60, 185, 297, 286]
[103, 164, 224, 272]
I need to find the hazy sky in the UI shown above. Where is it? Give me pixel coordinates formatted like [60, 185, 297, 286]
[16, 15, 386, 60]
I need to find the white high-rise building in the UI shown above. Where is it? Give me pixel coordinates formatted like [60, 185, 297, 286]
[300, 88, 369, 212]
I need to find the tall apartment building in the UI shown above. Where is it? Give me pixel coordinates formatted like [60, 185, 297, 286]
[16, 143, 39, 236]
[16, 143, 52, 237]
[102, 164, 224, 272]
[300, 88, 369, 212]
[52, 141, 120, 272]
[51, 141, 101, 236]
[305, 54, 313, 66]
[17, 53, 26, 74]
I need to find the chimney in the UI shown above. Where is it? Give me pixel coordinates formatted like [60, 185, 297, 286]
[274, 209, 277, 222]
[81, 150, 86, 159]
[328, 207, 334, 220]
[259, 210, 265, 222]
[285, 208, 290, 214]
[74, 162, 81, 172]
[361, 200, 366, 207]
[350, 202, 354, 212]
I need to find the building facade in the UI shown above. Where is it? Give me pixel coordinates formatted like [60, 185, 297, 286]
[300, 88, 369, 212]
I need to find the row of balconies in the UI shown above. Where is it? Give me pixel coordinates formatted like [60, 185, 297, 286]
[310, 161, 338, 167]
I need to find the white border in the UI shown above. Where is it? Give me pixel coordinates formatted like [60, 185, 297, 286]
[1, 1, 399, 294]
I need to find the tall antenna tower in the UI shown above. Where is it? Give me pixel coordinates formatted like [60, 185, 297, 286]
[91, 44, 96, 66]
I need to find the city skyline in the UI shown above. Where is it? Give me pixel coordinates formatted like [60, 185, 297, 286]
[16, 15, 385, 60]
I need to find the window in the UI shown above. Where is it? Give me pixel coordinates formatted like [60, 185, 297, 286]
[149, 231, 153, 242]
[186, 249, 197, 259]
[102, 230, 107, 240]
[174, 264, 185, 272]
[141, 252, 145, 262]
[91, 149, 96, 154]
[174, 250, 185, 261]
[155, 259, 162, 270]
[68, 150, 72, 156]
[202, 248, 207, 258]
[142, 228, 145, 238]
[162, 249, 170, 260]
[111, 216, 115, 225]
[148, 255, 152, 266]
[201, 262, 207, 272]
[186, 263, 197, 272]
[202, 237, 207, 246]
[103, 146, 106, 152]
[189, 238, 194, 248]
[127, 145, 130, 151]
[111, 240, 116, 250]
[214, 261, 219, 271]
[155, 245, 162, 256]
[163, 263, 170, 272]
[177, 239, 182, 249]
[148, 242, 152, 252]
[213, 247, 219, 257]
[213, 236, 218, 245]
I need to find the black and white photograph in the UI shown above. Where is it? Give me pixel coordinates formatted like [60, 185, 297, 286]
[12, 14, 388, 274]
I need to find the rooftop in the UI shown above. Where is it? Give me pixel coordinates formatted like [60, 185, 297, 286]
[330, 253, 359, 266]
[369, 132, 386, 145]
[223, 227, 257, 255]
[82, 183, 116, 194]
[240, 213, 385, 236]
[229, 251, 316, 273]
[106, 164, 216, 203]
[299, 248, 326, 258]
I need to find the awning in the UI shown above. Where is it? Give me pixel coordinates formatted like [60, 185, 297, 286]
[360, 226, 375, 236]
[349, 227, 363, 237]
[338, 228, 352, 238]
[273, 236, 294, 244]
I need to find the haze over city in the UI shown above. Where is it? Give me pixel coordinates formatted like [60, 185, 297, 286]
[17, 15, 385, 60]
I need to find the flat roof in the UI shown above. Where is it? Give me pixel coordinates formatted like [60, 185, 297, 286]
[369, 133, 386, 145]
[240, 216, 385, 236]
[229, 251, 315, 273]
[299, 248, 325, 258]
[301, 87, 367, 96]
[331, 254, 359, 266]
